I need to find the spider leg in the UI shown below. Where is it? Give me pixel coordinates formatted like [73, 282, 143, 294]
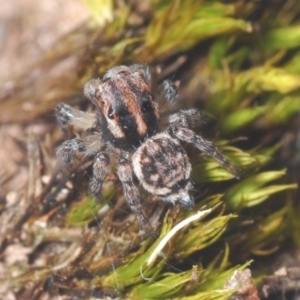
[89, 152, 109, 201]
[82, 134, 104, 157]
[55, 103, 97, 131]
[57, 134, 104, 170]
[158, 80, 178, 103]
[117, 157, 153, 235]
[169, 126, 240, 178]
[57, 138, 85, 170]
[168, 109, 205, 129]
[128, 64, 178, 103]
[57, 132, 107, 200]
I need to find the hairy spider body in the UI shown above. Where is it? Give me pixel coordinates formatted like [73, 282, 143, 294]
[132, 133, 193, 209]
[55, 64, 238, 234]
[84, 65, 159, 151]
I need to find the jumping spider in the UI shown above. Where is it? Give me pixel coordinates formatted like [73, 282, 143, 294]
[55, 64, 238, 234]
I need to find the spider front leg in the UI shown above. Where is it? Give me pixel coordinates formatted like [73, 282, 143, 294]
[169, 126, 240, 178]
[117, 157, 153, 236]
[55, 103, 98, 131]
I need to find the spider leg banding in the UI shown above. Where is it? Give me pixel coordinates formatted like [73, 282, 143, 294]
[57, 138, 85, 170]
[117, 157, 152, 234]
[168, 126, 240, 178]
[158, 80, 178, 103]
[55, 64, 238, 234]
[168, 109, 204, 129]
[89, 153, 109, 201]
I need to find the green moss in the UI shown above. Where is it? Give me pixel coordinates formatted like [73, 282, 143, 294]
[2, 0, 300, 299]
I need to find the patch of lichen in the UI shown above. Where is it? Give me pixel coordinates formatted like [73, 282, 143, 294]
[1, 0, 300, 299]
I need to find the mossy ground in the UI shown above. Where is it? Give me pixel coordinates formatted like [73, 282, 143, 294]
[1, 1, 300, 299]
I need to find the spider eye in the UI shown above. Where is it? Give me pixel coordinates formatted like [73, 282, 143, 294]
[107, 107, 115, 119]
[141, 101, 150, 113]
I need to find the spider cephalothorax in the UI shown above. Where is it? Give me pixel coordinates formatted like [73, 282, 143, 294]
[83, 65, 159, 151]
[55, 64, 238, 234]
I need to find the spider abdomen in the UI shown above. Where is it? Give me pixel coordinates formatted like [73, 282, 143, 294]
[132, 133, 194, 209]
